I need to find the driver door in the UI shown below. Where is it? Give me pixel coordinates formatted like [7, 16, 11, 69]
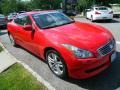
[14, 14, 39, 55]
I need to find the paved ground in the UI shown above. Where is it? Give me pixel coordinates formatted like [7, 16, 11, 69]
[0, 50, 16, 73]
[0, 18, 120, 90]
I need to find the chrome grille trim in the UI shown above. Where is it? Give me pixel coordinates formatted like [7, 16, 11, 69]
[98, 39, 115, 56]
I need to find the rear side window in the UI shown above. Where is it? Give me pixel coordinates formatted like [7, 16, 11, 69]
[14, 14, 31, 26]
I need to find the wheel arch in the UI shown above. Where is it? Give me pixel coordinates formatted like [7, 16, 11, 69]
[44, 47, 68, 78]
[44, 47, 59, 60]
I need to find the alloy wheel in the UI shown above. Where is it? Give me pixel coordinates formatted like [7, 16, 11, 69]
[46, 50, 67, 78]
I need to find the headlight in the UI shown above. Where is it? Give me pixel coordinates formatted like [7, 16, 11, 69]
[62, 44, 93, 58]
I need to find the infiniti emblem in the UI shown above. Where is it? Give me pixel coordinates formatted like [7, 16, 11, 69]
[109, 44, 113, 49]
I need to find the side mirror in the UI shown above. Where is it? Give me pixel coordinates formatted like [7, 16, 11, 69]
[23, 25, 33, 31]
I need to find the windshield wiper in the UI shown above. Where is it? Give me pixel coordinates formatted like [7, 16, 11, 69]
[42, 20, 75, 29]
[58, 20, 75, 26]
[42, 24, 58, 29]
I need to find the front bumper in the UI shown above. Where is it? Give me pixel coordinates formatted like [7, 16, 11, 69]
[68, 51, 115, 79]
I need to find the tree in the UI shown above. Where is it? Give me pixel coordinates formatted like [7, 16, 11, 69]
[30, 0, 62, 9]
[77, 0, 120, 12]
[1, 0, 29, 15]
[0, 0, 4, 13]
[1, 0, 119, 15]
[77, 0, 93, 12]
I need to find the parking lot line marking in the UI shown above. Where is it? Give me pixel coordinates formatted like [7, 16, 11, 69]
[116, 41, 120, 45]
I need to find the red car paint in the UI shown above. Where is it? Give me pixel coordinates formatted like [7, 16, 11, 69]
[7, 11, 116, 79]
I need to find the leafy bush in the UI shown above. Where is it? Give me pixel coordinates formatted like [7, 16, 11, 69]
[0, 63, 48, 90]
[0, 46, 3, 52]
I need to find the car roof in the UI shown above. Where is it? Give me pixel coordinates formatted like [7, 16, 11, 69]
[93, 6, 107, 8]
[22, 10, 58, 15]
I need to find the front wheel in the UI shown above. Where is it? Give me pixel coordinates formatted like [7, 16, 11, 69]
[46, 50, 68, 78]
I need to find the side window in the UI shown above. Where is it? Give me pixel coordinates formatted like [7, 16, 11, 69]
[14, 16, 20, 24]
[14, 14, 31, 26]
[23, 16, 32, 25]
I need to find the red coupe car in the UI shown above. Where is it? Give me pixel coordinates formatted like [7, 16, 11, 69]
[7, 11, 116, 79]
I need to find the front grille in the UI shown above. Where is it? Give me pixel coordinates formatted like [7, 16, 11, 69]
[98, 39, 115, 56]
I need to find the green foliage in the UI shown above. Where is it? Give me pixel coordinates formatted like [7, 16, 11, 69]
[0, 63, 47, 90]
[77, 0, 92, 10]
[0, 0, 62, 15]
[30, 0, 62, 10]
[77, 0, 120, 12]
[0, 0, 120, 15]
[0, 46, 3, 52]
[1, 0, 27, 15]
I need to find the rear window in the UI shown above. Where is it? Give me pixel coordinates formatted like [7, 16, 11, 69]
[95, 7, 108, 10]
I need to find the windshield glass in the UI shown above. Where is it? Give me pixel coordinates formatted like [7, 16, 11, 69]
[95, 7, 108, 10]
[32, 12, 74, 29]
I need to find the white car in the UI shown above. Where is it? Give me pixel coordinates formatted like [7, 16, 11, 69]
[86, 6, 113, 21]
[110, 4, 120, 17]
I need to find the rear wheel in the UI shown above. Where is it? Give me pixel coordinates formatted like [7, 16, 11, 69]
[107, 19, 112, 22]
[46, 50, 68, 78]
[85, 13, 88, 19]
[91, 15, 94, 22]
[9, 34, 18, 47]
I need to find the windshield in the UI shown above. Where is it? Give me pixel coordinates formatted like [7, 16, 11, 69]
[32, 12, 74, 29]
[95, 7, 108, 10]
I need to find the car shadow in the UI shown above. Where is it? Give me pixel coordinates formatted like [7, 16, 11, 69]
[94, 19, 120, 23]
[65, 51, 120, 90]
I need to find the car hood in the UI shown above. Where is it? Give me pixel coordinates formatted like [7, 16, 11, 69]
[44, 21, 113, 51]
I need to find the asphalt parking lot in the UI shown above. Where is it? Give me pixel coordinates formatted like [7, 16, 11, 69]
[0, 18, 120, 90]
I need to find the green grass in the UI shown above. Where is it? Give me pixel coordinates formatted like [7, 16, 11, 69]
[0, 46, 3, 52]
[0, 63, 48, 90]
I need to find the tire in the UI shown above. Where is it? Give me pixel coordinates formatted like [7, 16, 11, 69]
[9, 34, 18, 47]
[107, 19, 112, 22]
[91, 15, 94, 22]
[86, 16, 88, 19]
[46, 50, 68, 78]
[85, 14, 88, 19]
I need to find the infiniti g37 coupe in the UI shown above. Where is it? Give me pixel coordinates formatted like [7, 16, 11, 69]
[7, 11, 116, 79]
